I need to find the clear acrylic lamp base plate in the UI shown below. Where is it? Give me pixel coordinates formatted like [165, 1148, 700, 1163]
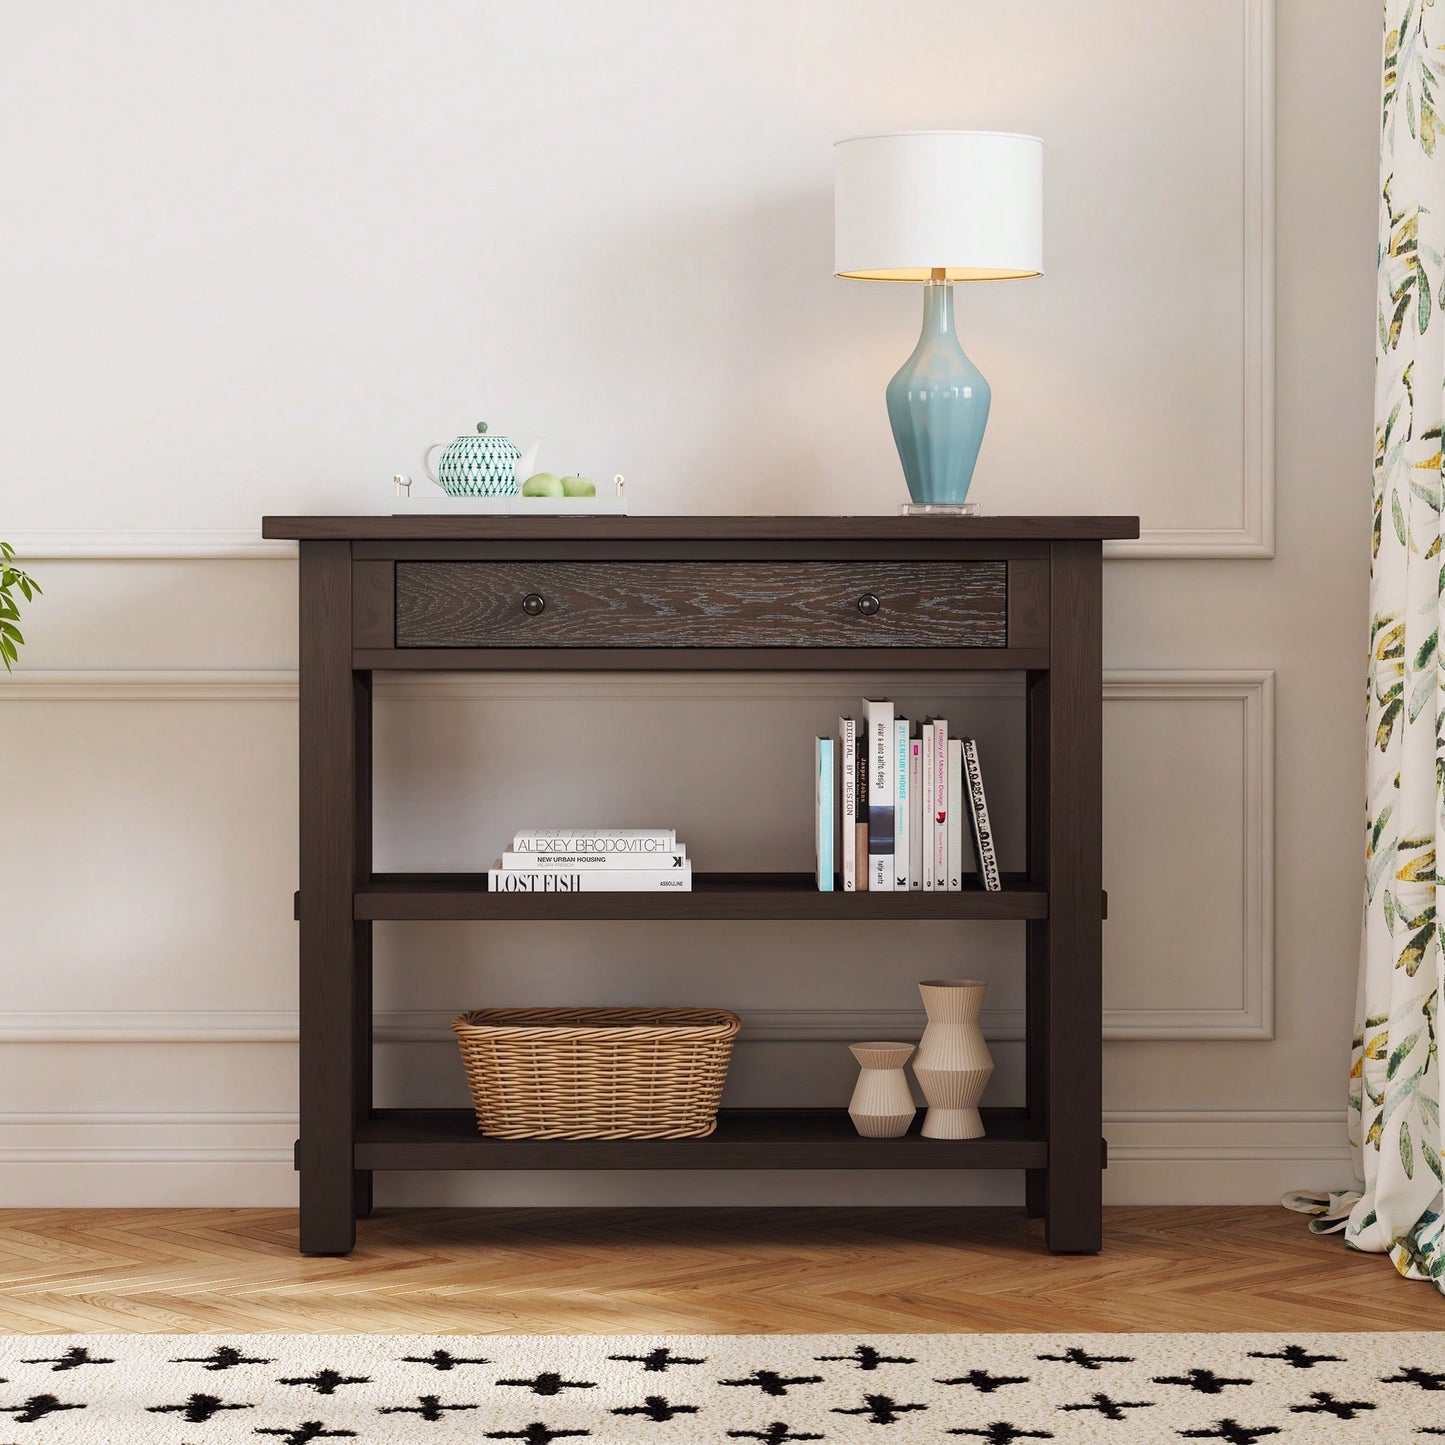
[899, 501, 981, 516]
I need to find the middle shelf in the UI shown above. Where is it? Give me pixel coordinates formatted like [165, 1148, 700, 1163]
[351, 871, 1047, 921]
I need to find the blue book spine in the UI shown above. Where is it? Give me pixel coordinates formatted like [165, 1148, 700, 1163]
[815, 736, 835, 891]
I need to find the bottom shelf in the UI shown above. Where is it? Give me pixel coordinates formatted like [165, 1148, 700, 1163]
[349, 1108, 1045, 1171]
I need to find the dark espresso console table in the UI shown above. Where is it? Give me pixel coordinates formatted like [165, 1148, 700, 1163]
[262, 514, 1139, 1257]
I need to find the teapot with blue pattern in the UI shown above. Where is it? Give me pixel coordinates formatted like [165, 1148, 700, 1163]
[422, 423, 542, 498]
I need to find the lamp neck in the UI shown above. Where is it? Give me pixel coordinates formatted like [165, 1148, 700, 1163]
[921, 278, 956, 337]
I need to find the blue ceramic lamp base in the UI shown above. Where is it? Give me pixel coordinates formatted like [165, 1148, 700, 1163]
[885, 280, 991, 508]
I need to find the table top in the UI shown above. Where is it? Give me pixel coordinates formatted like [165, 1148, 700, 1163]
[262, 514, 1141, 542]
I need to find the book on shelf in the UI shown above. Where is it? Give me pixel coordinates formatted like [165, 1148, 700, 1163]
[908, 731, 923, 890]
[893, 717, 911, 891]
[947, 737, 964, 891]
[865, 698, 894, 891]
[815, 706, 1003, 898]
[488, 864, 692, 892]
[815, 736, 834, 892]
[961, 736, 1002, 891]
[921, 721, 936, 891]
[511, 829, 676, 855]
[855, 730, 869, 891]
[931, 717, 949, 891]
[502, 848, 687, 870]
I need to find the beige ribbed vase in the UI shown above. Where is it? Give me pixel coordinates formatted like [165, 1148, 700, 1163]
[847, 1042, 916, 1138]
[913, 979, 994, 1140]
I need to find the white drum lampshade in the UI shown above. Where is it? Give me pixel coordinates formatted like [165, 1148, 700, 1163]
[834, 131, 1043, 281]
[833, 130, 1043, 509]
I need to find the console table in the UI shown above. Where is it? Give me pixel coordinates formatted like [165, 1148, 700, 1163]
[262, 514, 1139, 1257]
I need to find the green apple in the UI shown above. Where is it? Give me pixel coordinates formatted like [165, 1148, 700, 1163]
[561, 474, 597, 497]
[521, 472, 564, 498]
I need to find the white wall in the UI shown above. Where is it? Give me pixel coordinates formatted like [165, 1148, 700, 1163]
[0, 0, 1374, 1206]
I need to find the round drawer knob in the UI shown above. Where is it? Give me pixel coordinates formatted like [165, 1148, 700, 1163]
[857, 593, 881, 616]
[521, 593, 546, 616]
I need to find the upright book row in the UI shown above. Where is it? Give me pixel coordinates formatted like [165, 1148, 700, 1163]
[815, 700, 1000, 894]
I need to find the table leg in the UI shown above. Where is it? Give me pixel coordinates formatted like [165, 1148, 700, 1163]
[299, 540, 361, 1256]
[1041, 542, 1104, 1254]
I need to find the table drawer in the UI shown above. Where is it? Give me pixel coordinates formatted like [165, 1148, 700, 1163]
[393, 560, 1009, 648]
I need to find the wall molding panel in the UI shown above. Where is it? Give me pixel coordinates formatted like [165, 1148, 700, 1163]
[1103, 671, 1276, 1039]
[1110, 0, 1275, 560]
[3, 667, 1274, 1043]
[7, 0, 1274, 564]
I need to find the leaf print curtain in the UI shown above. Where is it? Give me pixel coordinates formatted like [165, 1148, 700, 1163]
[1353, 0, 1445, 1293]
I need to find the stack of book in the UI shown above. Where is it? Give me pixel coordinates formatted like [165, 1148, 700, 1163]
[488, 829, 691, 892]
[815, 700, 1000, 893]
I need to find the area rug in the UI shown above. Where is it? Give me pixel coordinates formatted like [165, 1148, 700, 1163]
[0, 1333, 1442, 1442]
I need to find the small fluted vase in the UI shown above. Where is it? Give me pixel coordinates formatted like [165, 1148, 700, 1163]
[847, 1042, 916, 1138]
[913, 980, 994, 1140]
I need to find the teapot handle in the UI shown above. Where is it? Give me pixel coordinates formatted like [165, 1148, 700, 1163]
[421, 442, 447, 489]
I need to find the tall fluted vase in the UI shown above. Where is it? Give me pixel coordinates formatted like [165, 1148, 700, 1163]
[912, 979, 994, 1140]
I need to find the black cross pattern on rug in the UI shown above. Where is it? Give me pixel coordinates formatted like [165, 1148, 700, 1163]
[815, 1344, 917, 1371]
[611, 1395, 700, 1422]
[1177, 1423, 1282, 1444]
[1288, 1389, 1376, 1420]
[254, 1425, 357, 1444]
[19, 1346, 113, 1372]
[172, 1345, 274, 1371]
[496, 1370, 597, 1397]
[721, 1369, 824, 1398]
[1418, 1428, 1445, 1436]
[378, 1395, 480, 1421]
[0, 1394, 85, 1423]
[484, 1425, 592, 1444]
[402, 1349, 491, 1372]
[277, 1369, 371, 1396]
[946, 1424, 1054, 1443]
[1385, 1365, 1445, 1391]
[937, 1369, 1030, 1394]
[1037, 1346, 1134, 1371]
[726, 1425, 824, 1444]
[1246, 1344, 1342, 1370]
[609, 1347, 707, 1373]
[831, 1391, 928, 1424]
[146, 1392, 254, 1423]
[1154, 1369, 1253, 1395]
[1059, 1391, 1154, 1421]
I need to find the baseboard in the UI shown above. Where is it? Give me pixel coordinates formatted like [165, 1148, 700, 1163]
[0, 1109, 1354, 1208]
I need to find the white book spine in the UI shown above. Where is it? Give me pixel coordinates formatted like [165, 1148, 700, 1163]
[893, 717, 910, 892]
[921, 724, 936, 891]
[489, 865, 692, 892]
[962, 736, 1002, 891]
[864, 698, 894, 891]
[947, 738, 964, 891]
[908, 736, 923, 890]
[839, 717, 857, 891]
[816, 737, 834, 892]
[503, 849, 686, 870]
[513, 831, 676, 855]
[932, 718, 949, 890]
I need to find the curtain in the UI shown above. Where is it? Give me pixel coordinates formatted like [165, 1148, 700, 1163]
[1351, 0, 1445, 1293]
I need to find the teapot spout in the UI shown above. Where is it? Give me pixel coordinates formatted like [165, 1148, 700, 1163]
[513, 438, 543, 484]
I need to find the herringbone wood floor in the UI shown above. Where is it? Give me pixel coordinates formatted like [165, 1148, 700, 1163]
[0, 1207, 1438, 1335]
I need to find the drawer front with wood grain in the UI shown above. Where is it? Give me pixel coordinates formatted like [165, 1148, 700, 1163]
[393, 560, 1010, 648]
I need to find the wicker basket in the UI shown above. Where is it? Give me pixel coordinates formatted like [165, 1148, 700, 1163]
[452, 1006, 741, 1140]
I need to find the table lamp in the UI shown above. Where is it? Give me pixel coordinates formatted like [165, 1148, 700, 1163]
[835, 131, 1043, 510]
